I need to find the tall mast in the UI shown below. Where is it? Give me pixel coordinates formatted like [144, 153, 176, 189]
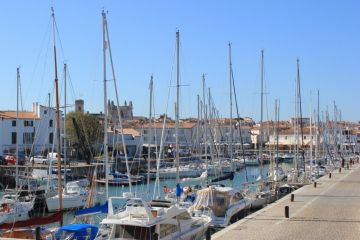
[297, 58, 305, 171]
[175, 30, 180, 184]
[103, 11, 133, 193]
[259, 50, 264, 168]
[315, 90, 320, 163]
[229, 43, 233, 160]
[63, 63, 67, 188]
[276, 99, 280, 169]
[147, 75, 153, 197]
[202, 74, 208, 180]
[196, 94, 200, 155]
[52, 8, 63, 224]
[309, 91, 313, 161]
[102, 11, 109, 199]
[16, 67, 20, 192]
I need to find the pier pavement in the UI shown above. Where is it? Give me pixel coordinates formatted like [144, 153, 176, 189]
[213, 162, 360, 240]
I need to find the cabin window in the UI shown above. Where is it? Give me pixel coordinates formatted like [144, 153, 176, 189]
[160, 224, 178, 238]
[11, 132, 17, 144]
[114, 225, 155, 239]
[12, 120, 16, 127]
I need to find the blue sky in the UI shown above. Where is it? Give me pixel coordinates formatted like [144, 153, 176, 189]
[0, 1, 359, 122]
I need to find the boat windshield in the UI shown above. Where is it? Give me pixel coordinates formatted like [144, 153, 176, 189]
[114, 225, 155, 240]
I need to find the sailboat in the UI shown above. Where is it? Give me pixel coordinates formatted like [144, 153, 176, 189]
[0, 67, 35, 225]
[249, 50, 277, 209]
[95, 17, 211, 238]
[44, 11, 89, 213]
[0, 9, 63, 235]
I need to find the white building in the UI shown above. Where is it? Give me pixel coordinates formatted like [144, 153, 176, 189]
[135, 120, 196, 148]
[107, 128, 141, 157]
[0, 103, 62, 155]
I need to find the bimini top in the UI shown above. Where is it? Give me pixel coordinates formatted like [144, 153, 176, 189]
[55, 224, 98, 240]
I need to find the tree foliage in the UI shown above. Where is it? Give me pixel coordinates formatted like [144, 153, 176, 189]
[65, 112, 103, 164]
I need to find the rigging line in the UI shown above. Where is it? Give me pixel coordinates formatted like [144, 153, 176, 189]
[27, 18, 52, 103]
[231, 64, 248, 182]
[53, 16, 68, 63]
[153, 37, 176, 199]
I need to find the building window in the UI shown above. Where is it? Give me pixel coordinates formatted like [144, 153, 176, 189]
[49, 132, 54, 144]
[304, 136, 307, 140]
[24, 120, 33, 127]
[11, 132, 17, 144]
[12, 120, 16, 127]
[44, 110, 47, 115]
[143, 130, 148, 135]
[49, 119, 53, 127]
[23, 132, 35, 144]
[285, 136, 288, 140]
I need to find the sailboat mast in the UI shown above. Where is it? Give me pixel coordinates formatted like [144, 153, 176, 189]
[229, 43, 233, 160]
[317, 90, 320, 159]
[202, 74, 208, 181]
[63, 63, 67, 188]
[296, 59, 305, 171]
[16, 67, 20, 192]
[52, 8, 63, 224]
[276, 99, 280, 169]
[103, 11, 133, 193]
[175, 30, 180, 184]
[102, 11, 109, 199]
[196, 94, 200, 155]
[259, 49, 264, 165]
[147, 75, 153, 196]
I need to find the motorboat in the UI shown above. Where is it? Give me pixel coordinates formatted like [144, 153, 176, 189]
[95, 197, 212, 240]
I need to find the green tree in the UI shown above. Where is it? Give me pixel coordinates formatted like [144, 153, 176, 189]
[65, 112, 103, 164]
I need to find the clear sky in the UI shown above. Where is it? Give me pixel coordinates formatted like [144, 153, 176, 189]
[0, 1, 359, 122]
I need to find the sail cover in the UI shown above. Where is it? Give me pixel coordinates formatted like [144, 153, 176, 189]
[75, 202, 108, 217]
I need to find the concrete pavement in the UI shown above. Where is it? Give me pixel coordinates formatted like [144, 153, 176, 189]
[213, 163, 360, 240]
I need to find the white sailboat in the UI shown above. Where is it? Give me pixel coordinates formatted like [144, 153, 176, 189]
[0, 67, 34, 225]
[46, 180, 89, 212]
[44, 12, 90, 213]
[95, 19, 212, 238]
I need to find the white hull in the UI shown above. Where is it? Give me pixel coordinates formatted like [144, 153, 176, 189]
[211, 199, 252, 227]
[46, 193, 88, 212]
[0, 201, 33, 224]
[151, 167, 202, 179]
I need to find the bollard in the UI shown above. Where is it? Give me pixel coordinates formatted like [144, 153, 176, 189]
[339, 168, 342, 173]
[35, 226, 41, 240]
[313, 182, 317, 188]
[206, 228, 212, 240]
[285, 206, 289, 218]
[329, 173, 332, 179]
[290, 194, 294, 202]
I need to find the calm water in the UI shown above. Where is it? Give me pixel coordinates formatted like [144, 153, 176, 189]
[0, 162, 293, 226]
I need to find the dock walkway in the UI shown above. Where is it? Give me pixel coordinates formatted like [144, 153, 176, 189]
[213, 163, 360, 240]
